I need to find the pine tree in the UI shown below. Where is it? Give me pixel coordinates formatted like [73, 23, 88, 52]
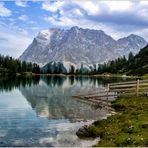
[69, 65, 75, 74]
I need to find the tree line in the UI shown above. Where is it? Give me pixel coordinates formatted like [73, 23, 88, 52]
[96, 44, 148, 76]
[0, 54, 40, 75]
[42, 53, 135, 75]
[1, 44, 148, 76]
[42, 62, 90, 75]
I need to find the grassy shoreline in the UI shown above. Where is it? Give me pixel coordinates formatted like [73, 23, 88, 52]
[77, 95, 148, 147]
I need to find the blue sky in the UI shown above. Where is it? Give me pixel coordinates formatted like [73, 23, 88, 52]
[0, 0, 148, 58]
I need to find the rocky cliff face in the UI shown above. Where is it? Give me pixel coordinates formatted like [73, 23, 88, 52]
[19, 26, 147, 70]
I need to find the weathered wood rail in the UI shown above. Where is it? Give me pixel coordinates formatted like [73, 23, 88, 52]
[109, 79, 148, 97]
[72, 79, 148, 109]
[72, 89, 117, 111]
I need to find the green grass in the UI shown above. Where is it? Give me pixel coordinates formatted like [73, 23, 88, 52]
[78, 95, 148, 147]
[142, 74, 148, 79]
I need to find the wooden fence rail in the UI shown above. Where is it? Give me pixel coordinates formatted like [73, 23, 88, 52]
[72, 79, 148, 108]
[108, 79, 148, 97]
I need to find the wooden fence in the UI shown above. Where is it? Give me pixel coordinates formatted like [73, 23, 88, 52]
[108, 79, 148, 97]
[72, 79, 148, 109]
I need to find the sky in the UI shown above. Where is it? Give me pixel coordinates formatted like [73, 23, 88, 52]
[0, 0, 148, 58]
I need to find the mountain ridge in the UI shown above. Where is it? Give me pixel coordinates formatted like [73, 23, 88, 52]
[19, 26, 147, 70]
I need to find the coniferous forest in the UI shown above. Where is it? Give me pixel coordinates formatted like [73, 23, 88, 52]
[96, 44, 148, 76]
[0, 55, 40, 75]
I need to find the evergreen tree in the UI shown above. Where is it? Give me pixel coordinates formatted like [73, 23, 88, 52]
[32, 63, 40, 73]
[47, 63, 52, 74]
[69, 65, 75, 74]
[0, 54, 40, 75]
[22, 61, 27, 72]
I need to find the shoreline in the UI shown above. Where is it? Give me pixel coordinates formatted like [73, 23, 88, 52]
[15, 73, 140, 78]
[76, 95, 148, 147]
[1, 71, 144, 79]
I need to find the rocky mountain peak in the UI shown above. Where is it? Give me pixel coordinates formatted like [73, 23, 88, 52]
[19, 26, 147, 69]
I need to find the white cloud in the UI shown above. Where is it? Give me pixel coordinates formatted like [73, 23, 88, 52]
[74, 1, 100, 15]
[15, 1, 28, 7]
[44, 14, 124, 40]
[18, 15, 28, 21]
[0, 23, 32, 58]
[42, 1, 64, 12]
[42, 0, 148, 41]
[45, 15, 76, 27]
[102, 1, 132, 12]
[139, 1, 148, 6]
[0, 2, 11, 17]
[74, 8, 83, 16]
[42, 1, 100, 15]
[0, 33, 32, 58]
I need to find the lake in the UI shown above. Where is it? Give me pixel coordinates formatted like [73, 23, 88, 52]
[0, 76, 135, 147]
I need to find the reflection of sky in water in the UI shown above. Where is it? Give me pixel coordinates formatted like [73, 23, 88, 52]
[0, 89, 31, 109]
[0, 76, 133, 146]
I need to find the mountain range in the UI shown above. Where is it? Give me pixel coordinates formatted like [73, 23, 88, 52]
[19, 26, 147, 70]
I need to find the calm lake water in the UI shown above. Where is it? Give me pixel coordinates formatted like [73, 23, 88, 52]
[0, 76, 135, 147]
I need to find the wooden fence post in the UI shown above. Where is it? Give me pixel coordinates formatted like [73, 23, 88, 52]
[107, 84, 110, 100]
[107, 83, 110, 92]
[136, 79, 139, 96]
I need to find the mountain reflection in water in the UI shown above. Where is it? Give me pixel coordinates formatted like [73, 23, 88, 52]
[0, 76, 135, 146]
